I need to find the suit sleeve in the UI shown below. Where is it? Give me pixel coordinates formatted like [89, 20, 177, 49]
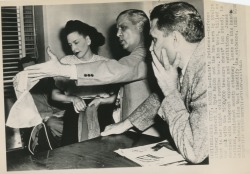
[128, 93, 161, 131]
[158, 67, 208, 164]
[75, 55, 147, 86]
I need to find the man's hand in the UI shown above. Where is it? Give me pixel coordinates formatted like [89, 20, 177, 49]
[101, 119, 133, 136]
[24, 47, 72, 82]
[151, 49, 181, 97]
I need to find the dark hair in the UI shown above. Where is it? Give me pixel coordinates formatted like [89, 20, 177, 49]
[117, 9, 151, 47]
[150, 2, 204, 43]
[64, 20, 105, 54]
[18, 56, 37, 70]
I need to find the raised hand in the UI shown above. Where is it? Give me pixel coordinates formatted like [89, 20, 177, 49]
[24, 47, 71, 82]
[151, 48, 181, 97]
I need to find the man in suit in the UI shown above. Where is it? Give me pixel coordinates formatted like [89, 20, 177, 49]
[103, 2, 208, 164]
[25, 9, 160, 136]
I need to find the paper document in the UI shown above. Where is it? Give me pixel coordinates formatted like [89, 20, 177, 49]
[115, 140, 187, 166]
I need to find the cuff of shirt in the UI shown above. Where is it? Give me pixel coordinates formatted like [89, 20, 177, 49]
[69, 64, 77, 80]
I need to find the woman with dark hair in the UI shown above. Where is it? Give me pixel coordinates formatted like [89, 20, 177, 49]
[46, 20, 116, 147]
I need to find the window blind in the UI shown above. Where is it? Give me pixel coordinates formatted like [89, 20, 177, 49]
[23, 6, 38, 59]
[1, 6, 37, 96]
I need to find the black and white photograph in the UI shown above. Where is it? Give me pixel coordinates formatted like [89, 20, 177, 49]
[1, 0, 248, 173]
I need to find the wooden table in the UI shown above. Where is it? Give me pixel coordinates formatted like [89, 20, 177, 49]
[7, 132, 164, 171]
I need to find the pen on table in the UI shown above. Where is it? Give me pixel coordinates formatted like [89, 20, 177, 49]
[151, 142, 175, 151]
[161, 160, 187, 166]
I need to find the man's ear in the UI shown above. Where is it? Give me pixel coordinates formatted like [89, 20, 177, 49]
[172, 31, 182, 48]
[136, 21, 143, 32]
[86, 36, 91, 45]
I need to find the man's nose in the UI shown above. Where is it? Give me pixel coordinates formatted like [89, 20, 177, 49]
[149, 42, 154, 52]
[71, 44, 76, 52]
[117, 29, 122, 37]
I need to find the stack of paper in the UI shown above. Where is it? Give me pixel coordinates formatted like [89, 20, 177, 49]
[115, 140, 187, 166]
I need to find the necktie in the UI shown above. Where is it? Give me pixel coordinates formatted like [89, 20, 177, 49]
[177, 67, 182, 92]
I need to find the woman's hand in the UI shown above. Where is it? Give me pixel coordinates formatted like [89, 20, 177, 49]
[88, 93, 113, 108]
[88, 98, 103, 108]
[71, 96, 86, 112]
[97, 93, 110, 98]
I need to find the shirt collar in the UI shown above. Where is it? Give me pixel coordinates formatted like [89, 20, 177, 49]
[179, 40, 202, 82]
[181, 56, 190, 79]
